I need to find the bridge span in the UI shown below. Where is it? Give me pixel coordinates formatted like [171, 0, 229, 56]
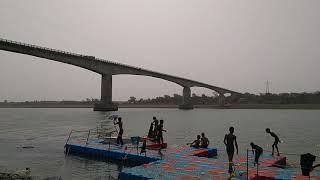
[0, 38, 241, 111]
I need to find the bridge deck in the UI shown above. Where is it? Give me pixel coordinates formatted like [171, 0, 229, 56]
[0, 37, 241, 95]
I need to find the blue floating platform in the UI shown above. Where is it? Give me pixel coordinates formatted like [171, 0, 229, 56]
[65, 138, 217, 165]
[65, 138, 162, 165]
[65, 138, 320, 179]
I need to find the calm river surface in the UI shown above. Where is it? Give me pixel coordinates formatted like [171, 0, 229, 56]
[0, 108, 319, 179]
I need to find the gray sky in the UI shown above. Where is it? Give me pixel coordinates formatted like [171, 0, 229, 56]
[1, 0, 320, 101]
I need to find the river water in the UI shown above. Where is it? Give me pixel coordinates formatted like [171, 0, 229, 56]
[0, 108, 319, 179]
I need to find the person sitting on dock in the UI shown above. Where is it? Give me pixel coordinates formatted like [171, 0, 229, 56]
[250, 142, 263, 166]
[200, 133, 209, 148]
[114, 117, 124, 146]
[266, 128, 280, 156]
[187, 135, 201, 148]
[155, 119, 166, 144]
[224, 127, 238, 163]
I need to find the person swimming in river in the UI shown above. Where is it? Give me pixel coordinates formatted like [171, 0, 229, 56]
[147, 116, 158, 139]
[155, 119, 166, 144]
[224, 127, 239, 163]
[266, 128, 281, 156]
[200, 133, 209, 148]
[187, 135, 201, 148]
[114, 117, 124, 146]
[250, 142, 263, 166]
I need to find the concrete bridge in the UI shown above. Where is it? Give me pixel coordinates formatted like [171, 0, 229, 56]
[0, 38, 241, 111]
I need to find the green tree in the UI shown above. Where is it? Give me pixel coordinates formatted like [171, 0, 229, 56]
[128, 96, 136, 103]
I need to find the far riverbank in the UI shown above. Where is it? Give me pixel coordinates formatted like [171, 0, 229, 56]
[0, 103, 320, 109]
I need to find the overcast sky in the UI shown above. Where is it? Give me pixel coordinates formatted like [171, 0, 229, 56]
[1, 0, 320, 101]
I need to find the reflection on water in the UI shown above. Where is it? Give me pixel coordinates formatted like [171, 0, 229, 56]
[0, 108, 319, 179]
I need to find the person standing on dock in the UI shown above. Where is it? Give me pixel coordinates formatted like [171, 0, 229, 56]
[153, 118, 159, 139]
[250, 142, 263, 166]
[155, 119, 166, 144]
[200, 133, 209, 148]
[266, 128, 280, 156]
[114, 117, 124, 146]
[148, 116, 158, 139]
[224, 127, 239, 163]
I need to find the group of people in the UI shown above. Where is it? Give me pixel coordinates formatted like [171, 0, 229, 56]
[187, 126, 281, 173]
[250, 128, 281, 165]
[147, 116, 166, 144]
[224, 127, 281, 168]
[113, 116, 168, 146]
[113, 115, 281, 166]
[111, 115, 320, 177]
[187, 133, 210, 148]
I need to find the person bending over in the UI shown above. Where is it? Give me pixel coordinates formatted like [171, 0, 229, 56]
[250, 142, 263, 166]
[266, 128, 281, 156]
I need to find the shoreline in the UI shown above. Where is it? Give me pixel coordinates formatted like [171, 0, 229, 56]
[0, 103, 320, 109]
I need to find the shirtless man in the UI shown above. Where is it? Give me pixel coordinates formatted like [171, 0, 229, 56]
[155, 120, 166, 144]
[200, 133, 209, 148]
[224, 127, 239, 163]
[148, 116, 157, 138]
[187, 135, 201, 148]
[266, 128, 280, 156]
[114, 117, 124, 146]
[250, 142, 263, 166]
[153, 118, 159, 139]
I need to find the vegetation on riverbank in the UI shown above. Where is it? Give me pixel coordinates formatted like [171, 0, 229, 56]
[125, 91, 320, 106]
[1, 91, 320, 109]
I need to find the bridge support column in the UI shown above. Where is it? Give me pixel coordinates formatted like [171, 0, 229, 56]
[179, 87, 194, 110]
[94, 74, 118, 111]
[218, 93, 226, 106]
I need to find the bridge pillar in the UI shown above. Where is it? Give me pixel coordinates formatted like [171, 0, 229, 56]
[93, 74, 118, 111]
[179, 87, 194, 110]
[218, 93, 226, 106]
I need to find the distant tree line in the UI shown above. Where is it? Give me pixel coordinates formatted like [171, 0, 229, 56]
[126, 93, 227, 105]
[125, 91, 320, 105]
[1, 91, 320, 105]
[240, 92, 320, 104]
[0, 98, 100, 105]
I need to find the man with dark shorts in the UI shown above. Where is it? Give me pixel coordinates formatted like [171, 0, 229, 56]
[250, 142, 263, 166]
[148, 116, 157, 138]
[114, 117, 124, 146]
[266, 128, 280, 156]
[155, 120, 166, 144]
[224, 127, 239, 163]
[153, 118, 159, 139]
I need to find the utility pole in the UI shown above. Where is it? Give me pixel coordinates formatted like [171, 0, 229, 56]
[265, 80, 270, 95]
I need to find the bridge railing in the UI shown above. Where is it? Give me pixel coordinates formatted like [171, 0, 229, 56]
[0, 38, 235, 93]
[0, 38, 183, 76]
[95, 56, 193, 82]
[0, 37, 85, 57]
[0, 38, 133, 67]
[0, 38, 186, 78]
